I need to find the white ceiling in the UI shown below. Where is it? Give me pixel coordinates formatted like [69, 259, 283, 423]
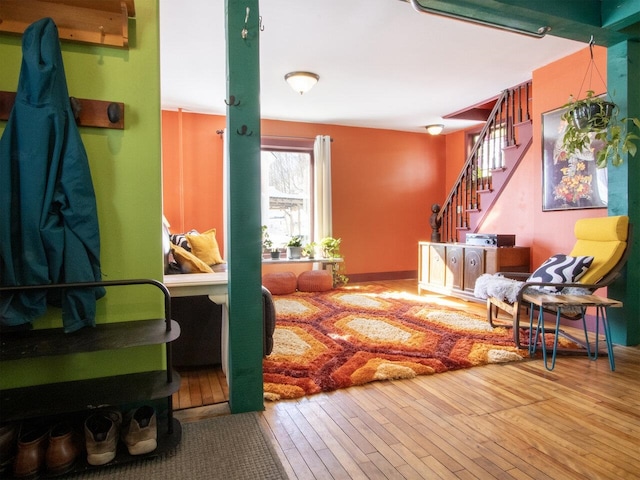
[159, 0, 586, 134]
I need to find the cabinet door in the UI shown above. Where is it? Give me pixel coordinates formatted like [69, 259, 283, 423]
[463, 247, 485, 293]
[445, 246, 463, 290]
[429, 245, 446, 287]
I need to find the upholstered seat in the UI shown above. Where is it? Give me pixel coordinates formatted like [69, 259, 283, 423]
[483, 215, 631, 348]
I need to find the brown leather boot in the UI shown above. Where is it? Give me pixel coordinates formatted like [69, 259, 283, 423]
[46, 423, 80, 475]
[0, 423, 19, 476]
[13, 425, 48, 479]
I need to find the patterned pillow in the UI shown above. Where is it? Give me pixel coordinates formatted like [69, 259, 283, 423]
[170, 230, 198, 252]
[527, 254, 594, 292]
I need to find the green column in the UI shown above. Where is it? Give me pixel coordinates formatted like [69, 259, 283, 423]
[225, 0, 263, 412]
[606, 40, 640, 345]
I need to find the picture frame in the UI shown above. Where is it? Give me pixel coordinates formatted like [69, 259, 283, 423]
[541, 104, 608, 211]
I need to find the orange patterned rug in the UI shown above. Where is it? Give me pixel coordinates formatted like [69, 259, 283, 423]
[263, 285, 533, 401]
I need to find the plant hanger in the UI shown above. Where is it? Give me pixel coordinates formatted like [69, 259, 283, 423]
[574, 36, 609, 100]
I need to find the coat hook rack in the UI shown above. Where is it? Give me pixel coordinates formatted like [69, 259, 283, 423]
[0, 91, 125, 129]
[224, 95, 241, 107]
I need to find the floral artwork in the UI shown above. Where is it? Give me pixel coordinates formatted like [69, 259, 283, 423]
[542, 105, 608, 211]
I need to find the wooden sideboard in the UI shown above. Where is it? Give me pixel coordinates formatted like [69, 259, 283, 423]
[418, 242, 531, 302]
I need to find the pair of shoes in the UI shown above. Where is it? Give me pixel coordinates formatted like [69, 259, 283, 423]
[84, 409, 122, 466]
[0, 423, 19, 475]
[121, 406, 157, 456]
[12, 423, 80, 479]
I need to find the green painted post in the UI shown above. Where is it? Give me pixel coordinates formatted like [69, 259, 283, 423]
[225, 0, 264, 412]
[606, 40, 640, 345]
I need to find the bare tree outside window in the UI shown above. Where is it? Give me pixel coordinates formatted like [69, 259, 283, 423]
[261, 150, 311, 248]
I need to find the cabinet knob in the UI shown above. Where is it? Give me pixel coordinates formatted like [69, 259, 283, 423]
[469, 259, 477, 266]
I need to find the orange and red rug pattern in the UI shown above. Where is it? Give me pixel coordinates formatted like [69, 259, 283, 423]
[263, 285, 529, 400]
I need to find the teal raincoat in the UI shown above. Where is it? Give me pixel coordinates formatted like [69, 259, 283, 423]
[0, 18, 105, 333]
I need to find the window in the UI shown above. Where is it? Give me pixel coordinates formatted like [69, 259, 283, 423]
[261, 138, 314, 248]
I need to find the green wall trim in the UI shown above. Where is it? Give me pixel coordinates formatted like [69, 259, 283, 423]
[225, 0, 264, 413]
[606, 40, 640, 345]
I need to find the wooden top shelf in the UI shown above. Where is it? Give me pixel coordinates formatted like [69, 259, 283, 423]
[0, 0, 136, 48]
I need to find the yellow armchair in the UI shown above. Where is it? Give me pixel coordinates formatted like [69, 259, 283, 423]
[486, 215, 631, 348]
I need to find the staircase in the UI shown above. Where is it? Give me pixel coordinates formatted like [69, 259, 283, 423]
[435, 81, 533, 243]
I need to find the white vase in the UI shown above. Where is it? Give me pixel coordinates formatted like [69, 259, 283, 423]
[287, 246, 302, 259]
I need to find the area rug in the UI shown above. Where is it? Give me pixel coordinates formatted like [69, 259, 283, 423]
[74, 413, 288, 479]
[263, 285, 558, 401]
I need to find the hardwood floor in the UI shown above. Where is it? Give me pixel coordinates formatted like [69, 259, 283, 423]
[174, 280, 640, 479]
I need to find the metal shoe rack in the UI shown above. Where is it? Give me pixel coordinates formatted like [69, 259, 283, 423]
[0, 279, 182, 476]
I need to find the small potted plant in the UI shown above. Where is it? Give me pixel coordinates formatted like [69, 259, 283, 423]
[319, 236, 341, 259]
[286, 235, 303, 259]
[561, 90, 640, 168]
[262, 225, 280, 259]
[319, 236, 349, 286]
[302, 242, 317, 259]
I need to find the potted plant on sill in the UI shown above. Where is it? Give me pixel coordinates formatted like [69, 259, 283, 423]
[286, 235, 304, 259]
[262, 225, 280, 259]
[302, 242, 317, 259]
[561, 90, 640, 168]
[319, 236, 349, 287]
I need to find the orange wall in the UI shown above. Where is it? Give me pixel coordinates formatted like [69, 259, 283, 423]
[162, 114, 446, 276]
[162, 110, 226, 244]
[449, 46, 608, 270]
[163, 46, 607, 278]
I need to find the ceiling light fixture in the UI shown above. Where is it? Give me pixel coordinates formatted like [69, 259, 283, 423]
[425, 124, 444, 135]
[285, 71, 320, 95]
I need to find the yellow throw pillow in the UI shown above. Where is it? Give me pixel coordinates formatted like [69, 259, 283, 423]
[186, 228, 225, 265]
[170, 244, 214, 273]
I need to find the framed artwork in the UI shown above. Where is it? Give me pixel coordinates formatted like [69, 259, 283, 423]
[541, 105, 608, 211]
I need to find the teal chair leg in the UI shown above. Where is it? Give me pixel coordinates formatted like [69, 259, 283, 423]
[597, 305, 616, 371]
[542, 309, 562, 371]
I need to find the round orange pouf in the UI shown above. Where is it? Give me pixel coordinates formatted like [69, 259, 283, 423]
[297, 270, 333, 292]
[262, 272, 297, 295]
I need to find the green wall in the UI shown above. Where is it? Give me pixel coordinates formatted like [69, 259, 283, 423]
[0, 1, 164, 389]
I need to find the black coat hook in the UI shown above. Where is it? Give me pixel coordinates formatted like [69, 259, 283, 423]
[224, 95, 241, 107]
[236, 124, 253, 136]
[107, 102, 121, 123]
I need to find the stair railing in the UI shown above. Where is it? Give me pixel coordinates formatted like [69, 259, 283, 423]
[435, 81, 531, 243]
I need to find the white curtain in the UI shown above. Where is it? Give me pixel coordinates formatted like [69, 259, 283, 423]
[313, 135, 332, 241]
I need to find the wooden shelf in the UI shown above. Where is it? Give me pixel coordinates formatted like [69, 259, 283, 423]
[0, 370, 181, 422]
[1, 319, 180, 361]
[0, 0, 135, 48]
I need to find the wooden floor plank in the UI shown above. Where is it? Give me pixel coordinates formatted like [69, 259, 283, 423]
[172, 279, 640, 479]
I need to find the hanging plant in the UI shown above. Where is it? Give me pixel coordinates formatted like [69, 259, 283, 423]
[561, 90, 640, 168]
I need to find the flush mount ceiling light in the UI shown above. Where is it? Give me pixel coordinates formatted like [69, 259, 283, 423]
[285, 71, 320, 95]
[425, 124, 444, 135]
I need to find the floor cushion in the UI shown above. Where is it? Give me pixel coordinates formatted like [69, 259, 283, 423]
[262, 272, 297, 295]
[297, 270, 333, 292]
